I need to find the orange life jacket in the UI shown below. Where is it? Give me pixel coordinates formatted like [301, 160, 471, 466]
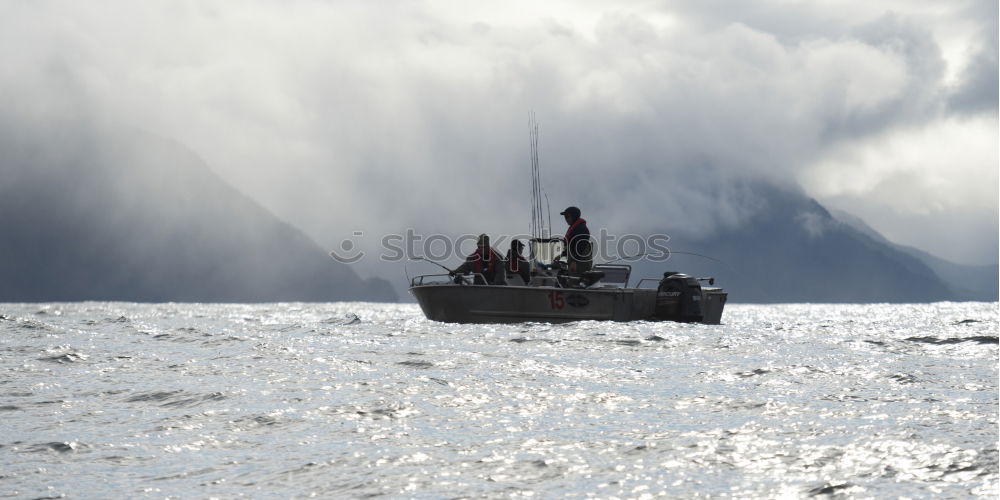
[472, 248, 502, 275]
[565, 218, 588, 243]
[564, 217, 587, 241]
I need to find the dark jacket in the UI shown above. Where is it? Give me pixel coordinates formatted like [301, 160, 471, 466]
[505, 250, 531, 284]
[564, 217, 592, 264]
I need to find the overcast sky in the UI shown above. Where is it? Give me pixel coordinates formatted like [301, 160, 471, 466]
[2, 0, 996, 280]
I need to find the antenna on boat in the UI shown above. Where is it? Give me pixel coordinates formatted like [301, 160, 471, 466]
[528, 112, 561, 265]
[529, 112, 547, 240]
[544, 191, 551, 238]
[529, 112, 539, 240]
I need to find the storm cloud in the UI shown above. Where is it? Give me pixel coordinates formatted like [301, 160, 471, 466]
[1, 0, 995, 287]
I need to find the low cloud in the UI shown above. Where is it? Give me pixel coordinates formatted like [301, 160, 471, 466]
[0, 0, 995, 283]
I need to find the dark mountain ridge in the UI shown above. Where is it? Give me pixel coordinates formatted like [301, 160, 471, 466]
[627, 182, 986, 303]
[0, 124, 395, 302]
[829, 209, 998, 301]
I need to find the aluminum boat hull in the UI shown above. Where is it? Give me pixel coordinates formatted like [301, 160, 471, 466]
[410, 284, 727, 324]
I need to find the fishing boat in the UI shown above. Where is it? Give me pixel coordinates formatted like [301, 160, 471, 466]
[408, 116, 728, 324]
[409, 259, 727, 324]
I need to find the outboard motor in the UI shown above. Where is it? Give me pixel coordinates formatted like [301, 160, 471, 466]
[655, 272, 703, 322]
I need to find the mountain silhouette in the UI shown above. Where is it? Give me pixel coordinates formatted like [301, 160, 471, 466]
[627, 182, 984, 303]
[0, 124, 395, 302]
[829, 209, 998, 301]
[2, 119, 990, 305]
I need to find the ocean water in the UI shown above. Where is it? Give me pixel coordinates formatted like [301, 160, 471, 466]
[0, 301, 996, 499]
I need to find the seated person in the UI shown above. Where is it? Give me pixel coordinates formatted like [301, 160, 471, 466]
[505, 239, 531, 284]
[451, 234, 504, 285]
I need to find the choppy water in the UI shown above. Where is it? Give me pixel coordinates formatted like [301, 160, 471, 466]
[1, 302, 997, 499]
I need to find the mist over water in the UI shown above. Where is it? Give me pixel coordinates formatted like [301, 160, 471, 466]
[1, 302, 997, 498]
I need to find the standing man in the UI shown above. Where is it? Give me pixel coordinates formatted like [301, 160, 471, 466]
[560, 206, 593, 275]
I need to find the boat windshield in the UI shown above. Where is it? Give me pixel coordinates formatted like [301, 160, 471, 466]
[529, 238, 563, 267]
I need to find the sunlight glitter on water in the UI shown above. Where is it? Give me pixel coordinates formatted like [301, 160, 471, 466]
[0, 301, 996, 498]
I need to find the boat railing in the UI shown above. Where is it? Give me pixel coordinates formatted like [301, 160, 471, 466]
[410, 273, 489, 287]
[635, 278, 661, 289]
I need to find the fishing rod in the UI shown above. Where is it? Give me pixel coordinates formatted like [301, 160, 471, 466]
[529, 112, 543, 240]
[600, 253, 647, 265]
[667, 251, 727, 265]
[544, 191, 552, 238]
[662, 250, 775, 300]
[603, 250, 728, 266]
[409, 256, 453, 274]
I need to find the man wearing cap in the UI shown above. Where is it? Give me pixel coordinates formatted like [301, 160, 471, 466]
[451, 234, 505, 285]
[560, 206, 593, 275]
